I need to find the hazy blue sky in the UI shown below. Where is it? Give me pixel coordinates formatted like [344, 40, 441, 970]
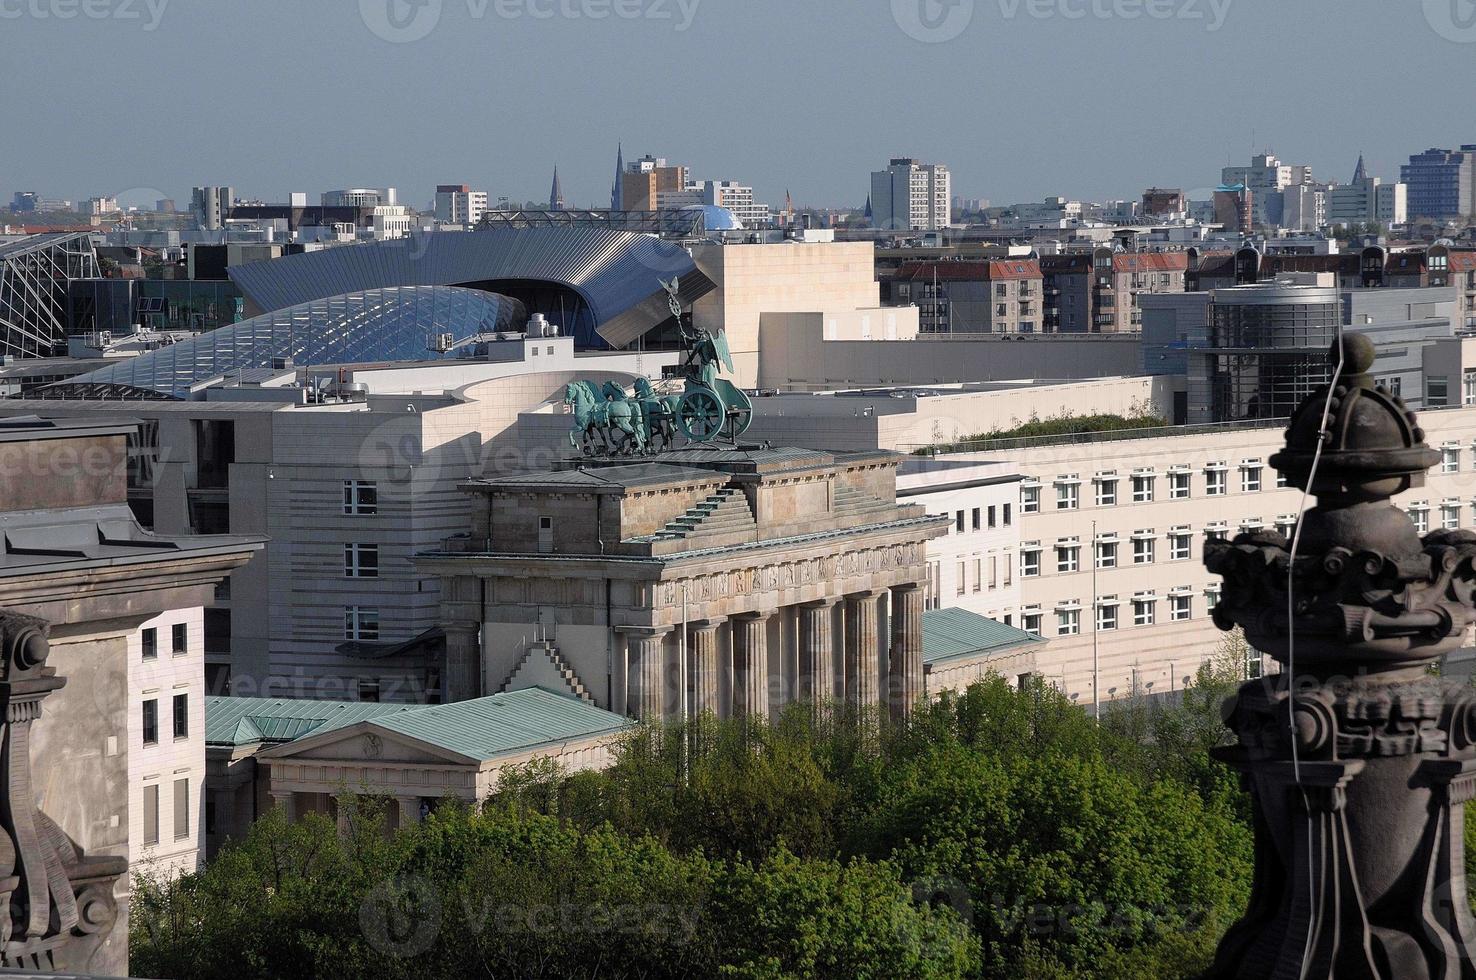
[4, 0, 1475, 211]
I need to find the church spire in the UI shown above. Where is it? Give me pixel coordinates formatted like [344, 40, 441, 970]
[1353, 152, 1367, 184]
[610, 143, 624, 210]
[549, 165, 565, 210]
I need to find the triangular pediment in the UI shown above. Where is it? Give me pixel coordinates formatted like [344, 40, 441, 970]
[259, 721, 477, 766]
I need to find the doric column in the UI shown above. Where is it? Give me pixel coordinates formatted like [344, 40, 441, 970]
[397, 796, 423, 829]
[689, 620, 721, 717]
[844, 590, 885, 710]
[798, 600, 838, 708]
[731, 613, 770, 721]
[270, 790, 294, 822]
[887, 584, 924, 723]
[442, 622, 482, 703]
[621, 627, 671, 723]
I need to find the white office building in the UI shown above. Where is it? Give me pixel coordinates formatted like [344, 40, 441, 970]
[871, 158, 951, 231]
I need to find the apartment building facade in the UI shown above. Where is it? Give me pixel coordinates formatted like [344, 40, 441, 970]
[129, 607, 207, 878]
[882, 259, 1042, 333]
[903, 400, 1476, 708]
[1040, 249, 1186, 333]
[871, 158, 951, 231]
[1401, 146, 1476, 221]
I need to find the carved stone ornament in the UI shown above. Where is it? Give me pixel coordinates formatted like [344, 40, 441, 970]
[1204, 334, 1476, 978]
[0, 609, 126, 972]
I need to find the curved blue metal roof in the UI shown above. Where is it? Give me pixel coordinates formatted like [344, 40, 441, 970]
[681, 204, 743, 230]
[44, 286, 524, 400]
[227, 226, 713, 349]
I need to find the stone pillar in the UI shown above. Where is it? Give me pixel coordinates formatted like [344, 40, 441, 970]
[689, 620, 721, 717]
[798, 600, 837, 708]
[621, 627, 670, 723]
[887, 584, 924, 723]
[270, 790, 294, 823]
[844, 590, 885, 711]
[442, 622, 482, 703]
[1203, 334, 1476, 977]
[397, 796, 422, 829]
[731, 613, 770, 721]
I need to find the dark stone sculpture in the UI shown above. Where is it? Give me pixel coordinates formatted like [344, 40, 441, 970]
[0, 609, 125, 972]
[1205, 333, 1476, 978]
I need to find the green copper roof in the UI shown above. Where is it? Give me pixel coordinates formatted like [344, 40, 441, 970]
[370, 688, 632, 761]
[207, 688, 633, 761]
[205, 696, 416, 747]
[923, 607, 1045, 665]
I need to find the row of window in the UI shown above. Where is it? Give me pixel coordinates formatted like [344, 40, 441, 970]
[141, 623, 189, 660]
[950, 503, 1013, 534]
[141, 777, 191, 847]
[953, 553, 1014, 596]
[1021, 588, 1220, 637]
[1021, 462, 1281, 513]
[142, 693, 189, 745]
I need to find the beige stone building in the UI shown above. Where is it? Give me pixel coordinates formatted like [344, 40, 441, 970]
[416, 448, 947, 723]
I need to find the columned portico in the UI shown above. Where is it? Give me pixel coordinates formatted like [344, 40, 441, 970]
[844, 590, 886, 710]
[689, 620, 721, 716]
[888, 584, 924, 722]
[621, 626, 671, 722]
[731, 612, 770, 721]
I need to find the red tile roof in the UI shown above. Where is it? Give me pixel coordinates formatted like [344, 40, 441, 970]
[1112, 252, 1188, 272]
[895, 260, 1041, 281]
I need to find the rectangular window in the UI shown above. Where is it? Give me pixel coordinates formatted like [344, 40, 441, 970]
[143, 699, 158, 746]
[1023, 613, 1042, 636]
[1205, 467, 1227, 496]
[344, 543, 380, 579]
[1003, 552, 1012, 586]
[143, 784, 159, 846]
[1464, 368, 1476, 406]
[1095, 478, 1118, 507]
[1443, 505, 1461, 530]
[1133, 599, 1156, 626]
[1410, 507, 1430, 534]
[344, 606, 380, 641]
[358, 679, 381, 703]
[1170, 594, 1192, 621]
[1056, 482, 1079, 510]
[987, 505, 997, 528]
[1097, 603, 1118, 632]
[1022, 550, 1041, 577]
[1057, 609, 1080, 636]
[1095, 541, 1118, 569]
[956, 561, 966, 596]
[1169, 472, 1190, 499]
[1021, 486, 1040, 514]
[173, 693, 188, 739]
[174, 778, 190, 841]
[1056, 545, 1079, 573]
[1131, 475, 1154, 503]
[1428, 377, 1449, 408]
[1133, 536, 1154, 564]
[987, 556, 998, 590]
[971, 508, 981, 531]
[1002, 503, 1012, 526]
[955, 511, 965, 533]
[1169, 532, 1191, 561]
[142, 627, 157, 660]
[1443, 448, 1460, 474]
[171, 623, 187, 655]
[343, 480, 379, 515]
[1206, 587, 1221, 611]
[1241, 465, 1262, 493]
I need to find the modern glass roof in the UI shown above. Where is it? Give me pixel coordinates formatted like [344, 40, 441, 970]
[42, 285, 525, 400]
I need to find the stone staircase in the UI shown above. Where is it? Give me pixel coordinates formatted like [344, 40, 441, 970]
[499, 642, 594, 703]
[832, 483, 894, 519]
[644, 487, 756, 543]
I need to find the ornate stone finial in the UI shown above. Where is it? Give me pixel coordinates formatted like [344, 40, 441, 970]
[1203, 332, 1476, 977]
[1207, 333, 1469, 669]
[0, 609, 126, 972]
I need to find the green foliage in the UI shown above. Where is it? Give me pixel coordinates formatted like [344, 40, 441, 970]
[920, 404, 1171, 454]
[134, 676, 1260, 979]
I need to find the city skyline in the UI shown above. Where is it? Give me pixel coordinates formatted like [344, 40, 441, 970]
[5, 0, 1475, 209]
